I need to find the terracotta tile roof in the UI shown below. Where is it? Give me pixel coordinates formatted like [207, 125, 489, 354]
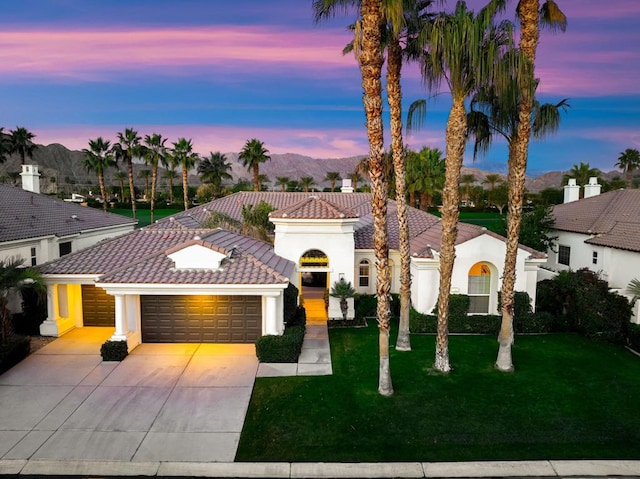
[0, 184, 136, 243]
[552, 189, 640, 252]
[270, 196, 358, 219]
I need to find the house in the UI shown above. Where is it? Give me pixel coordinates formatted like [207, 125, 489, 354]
[0, 166, 136, 268]
[545, 179, 640, 322]
[37, 189, 545, 349]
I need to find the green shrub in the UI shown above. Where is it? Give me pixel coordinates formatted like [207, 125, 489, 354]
[100, 340, 128, 361]
[628, 324, 640, 352]
[409, 309, 436, 333]
[283, 283, 300, 326]
[497, 291, 532, 319]
[0, 336, 30, 375]
[255, 325, 305, 363]
[517, 311, 554, 333]
[354, 294, 377, 319]
[434, 294, 470, 319]
[458, 315, 501, 334]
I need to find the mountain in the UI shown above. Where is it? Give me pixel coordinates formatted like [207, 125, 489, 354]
[0, 141, 624, 194]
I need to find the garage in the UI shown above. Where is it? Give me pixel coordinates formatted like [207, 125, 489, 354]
[82, 285, 115, 326]
[140, 295, 262, 343]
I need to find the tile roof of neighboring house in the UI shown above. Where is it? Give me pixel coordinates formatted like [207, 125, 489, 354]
[0, 184, 136, 243]
[552, 189, 640, 253]
[39, 227, 294, 286]
[270, 196, 359, 219]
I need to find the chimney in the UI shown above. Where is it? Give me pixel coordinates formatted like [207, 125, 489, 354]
[563, 178, 579, 203]
[340, 178, 354, 193]
[583, 177, 601, 198]
[20, 164, 41, 194]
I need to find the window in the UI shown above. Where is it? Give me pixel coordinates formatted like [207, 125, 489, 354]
[558, 245, 571, 266]
[358, 260, 370, 287]
[468, 262, 491, 314]
[592, 251, 598, 265]
[30, 247, 37, 266]
[59, 241, 72, 257]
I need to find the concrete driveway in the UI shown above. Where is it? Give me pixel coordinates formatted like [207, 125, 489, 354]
[0, 327, 258, 463]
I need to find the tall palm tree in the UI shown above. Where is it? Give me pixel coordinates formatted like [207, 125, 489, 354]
[144, 133, 167, 224]
[198, 152, 233, 197]
[615, 148, 640, 188]
[275, 176, 290, 192]
[114, 128, 142, 219]
[325, 171, 342, 191]
[0, 257, 45, 345]
[0, 128, 12, 164]
[139, 169, 151, 199]
[239, 138, 270, 191]
[483, 173, 502, 191]
[412, 1, 511, 373]
[83, 137, 115, 211]
[172, 138, 199, 211]
[10, 127, 37, 165]
[461, 174, 476, 202]
[300, 176, 316, 192]
[114, 171, 127, 203]
[406, 146, 445, 210]
[161, 152, 179, 205]
[492, 0, 567, 372]
[563, 161, 599, 194]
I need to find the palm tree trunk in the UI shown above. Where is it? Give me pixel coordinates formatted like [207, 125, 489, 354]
[387, 36, 411, 352]
[182, 167, 189, 211]
[420, 191, 429, 211]
[98, 174, 107, 212]
[127, 158, 137, 219]
[497, 0, 540, 372]
[150, 164, 158, 224]
[361, 0, 392, 396]
[409, 191, 416, 208]
[253, 164, 260, 191]
[168, 177, 174, 204]
[435, 96, 466, 374]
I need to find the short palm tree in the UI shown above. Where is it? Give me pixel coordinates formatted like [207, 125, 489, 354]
[406, 146, 445, 210]
[83, 137, 115, 211]
[144, 133, 168, 224]
[627, 278, 640, 299]
[324, 171, 342, 192]
[114, 171, 127, 202]
[615, 148, 640, 188]
[172, 138, 199, 211]
[139, 169, 151, 199]
[348, 172, 365, 190]
[300, 176, 316, 192]
[461, 174, 476, 202]
[198, 152, 233, 198]
[330, 278, 356, 320]
[239, 139, 270, 191]
[0, 257, 45, 345]
[10, 127, 37, 165]
[161, 154, 179, 205]
[275, 176, 290, 192]
[114, 128, 142, 219]
[563, 162, 599, 195]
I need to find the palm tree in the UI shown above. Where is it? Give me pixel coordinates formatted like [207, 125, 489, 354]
[615, 148, 640, 188]
[198, 152, 233, 198]
[239, 139, 270, 191]
[275, 176, 290, 192]
[172, 138, 199, 211]
[461, 174, 476, 202]
[161, 153, 179, 205]
[139, 169, 151, 199]
[412, 1, 511, 373]
[10, 127, 37, 165]
[406, 146, 445, 210]
[348, 171, 365, 190]
[7, 171, 20, 186]
[563, 162, 599, 195]
[300, 176, 316, 192]
[483, 173, 502, 191]
[83, 137, 115, 211]
[144, 133, 167, 224]
[114, 128, 142, 219]
[0, 128, 12, 164]
[467, 54, 569, 373]
[114, 171, 127, 202]
[324, 171, 342, 191]
[0, 257, 45, 345]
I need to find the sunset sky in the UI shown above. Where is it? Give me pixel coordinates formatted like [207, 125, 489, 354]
[1, 0, 638, 176]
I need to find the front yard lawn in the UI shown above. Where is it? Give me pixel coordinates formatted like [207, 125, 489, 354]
[236, 324, 640, 462]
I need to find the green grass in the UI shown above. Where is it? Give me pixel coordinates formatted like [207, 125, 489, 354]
[431, 211, 506, 234]
[236, 324, 640, 462]
[109, 208, 182, 227]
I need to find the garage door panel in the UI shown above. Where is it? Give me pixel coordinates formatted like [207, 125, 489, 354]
[82, 285, 115, 326]
[141, 295, 261, 343]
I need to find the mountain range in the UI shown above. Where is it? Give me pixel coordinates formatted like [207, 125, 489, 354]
[0, 142, 623, 195]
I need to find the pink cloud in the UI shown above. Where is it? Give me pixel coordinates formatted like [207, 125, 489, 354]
[0, 26, 355, 79]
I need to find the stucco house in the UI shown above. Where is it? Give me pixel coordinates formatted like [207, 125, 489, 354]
[37, 189, 545, 349]
[545, 181, 640, 322]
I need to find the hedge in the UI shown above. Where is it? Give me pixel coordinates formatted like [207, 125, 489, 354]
[255, 325, 305, 363]
[0, 336, 31, 375]
[100, 340, 128, 361]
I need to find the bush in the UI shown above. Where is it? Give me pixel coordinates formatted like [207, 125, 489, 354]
[354, 294, 377, 319]
[0, 336, 30, 375]
[517, 311, 554, 333]
[255, 325, 305, 363]
[628, 324, 640, 352]
[434, 294, 470, 319]
[497, 291, 532, 319]
[100, 340, 128, 361]
[283, 283, 301, 326]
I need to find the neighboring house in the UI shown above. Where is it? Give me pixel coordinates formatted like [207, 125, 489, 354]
[38, 189, 545, 349]
[546, 181, 640, 322]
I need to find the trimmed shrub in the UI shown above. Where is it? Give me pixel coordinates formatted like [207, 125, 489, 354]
[100, 340, 128, 361]
[255, 325, 305, 363]
[0, 336, 30, 375]
[628, 324, 640, 352]
[517, 311, 554, 333]
[354, 294, 377, 319]
[283, 283, 300, 326]
[434, 294, 470, 319]
[497, 291, 532, 319]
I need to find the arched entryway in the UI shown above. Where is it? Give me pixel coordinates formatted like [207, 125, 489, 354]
[299, 249, 330, 321]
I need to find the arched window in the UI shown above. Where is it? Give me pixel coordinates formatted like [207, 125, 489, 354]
[468, 262, 491, 314]
[359, 260, 370, 288]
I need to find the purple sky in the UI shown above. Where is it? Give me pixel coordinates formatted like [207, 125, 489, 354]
[0, 0, 638, 176]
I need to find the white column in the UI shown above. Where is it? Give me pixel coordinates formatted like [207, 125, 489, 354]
[111, 294, 127, 341]
[265, 296, 279, 335]
[39, 284, 59, 336]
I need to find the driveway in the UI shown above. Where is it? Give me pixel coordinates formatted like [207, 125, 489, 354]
[0, 327, 258, 463]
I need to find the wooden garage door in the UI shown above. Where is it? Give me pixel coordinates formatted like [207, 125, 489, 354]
[140, 295, 261, 343]
[82, 285, 115, 326]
